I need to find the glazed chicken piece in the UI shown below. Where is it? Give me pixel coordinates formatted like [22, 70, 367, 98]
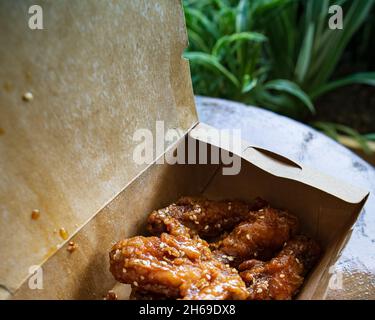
[213, 207, 299, 266]
[109, 227, 248, 300]
[147, 196, 268, 238]
[239, 235, 321, 300]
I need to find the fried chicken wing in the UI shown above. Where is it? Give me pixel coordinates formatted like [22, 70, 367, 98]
[239, 235, 320, 300]
[213, 207, 299, 266]
[109, 197, 321, 300]
[109, 231, 248, 300]
[147, 196, 268, 238]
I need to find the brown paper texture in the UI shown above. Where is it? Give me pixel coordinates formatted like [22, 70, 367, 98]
[0, 0, 196, 296]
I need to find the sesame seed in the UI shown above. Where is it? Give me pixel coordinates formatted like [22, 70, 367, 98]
[104, 290, 117, 300]
[246, 234, 251, 240]
[133, 281, 138, 287]
[256, 288, 263, 293]
[204, 225, 209, 230]
[31, 209, 40, 220]
[22, 92, 33, 102]
[67, 241, 78, 253]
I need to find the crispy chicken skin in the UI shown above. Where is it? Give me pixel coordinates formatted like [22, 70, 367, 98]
[147, 196, 268, 238]
[214, 207, 299, 266]
[239, 235, 321, 300]
[109, 229, 248, 300]
[110, 197, 320, 300]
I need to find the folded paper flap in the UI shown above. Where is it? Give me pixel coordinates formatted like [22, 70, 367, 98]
[190, 123, 369, 204]
[0, 0, 196, 294]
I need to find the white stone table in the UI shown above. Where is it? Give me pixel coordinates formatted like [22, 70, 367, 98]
[196, 96, 375, 299]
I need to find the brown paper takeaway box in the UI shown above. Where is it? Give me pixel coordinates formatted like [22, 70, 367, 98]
[0, 0, 369, 300]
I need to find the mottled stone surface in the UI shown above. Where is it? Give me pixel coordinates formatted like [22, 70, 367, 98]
[196, 96, 375, 299]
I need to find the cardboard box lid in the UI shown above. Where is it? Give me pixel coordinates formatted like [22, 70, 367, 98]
[190, 123, 369, 204]
[0, 0, 196, 295]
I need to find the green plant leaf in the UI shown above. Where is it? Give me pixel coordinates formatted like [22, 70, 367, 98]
[241, 74, 258, 93]
[335, 124, 372, 155]
[187, 29, 210, 52]
[364, 133, 375, 141]
[184, 51, 240, 87]
[184, 7, 218, 39]
[312, 121, 372, 154]
[236, 0, 250, 32]
[310, 72, 375, 99]
[212, 32, 267, 56]
[264, 79, 315, 114]
[312, 121, 339, 141]
[294, 23, 314, 83]
[309, 0, 375, 90]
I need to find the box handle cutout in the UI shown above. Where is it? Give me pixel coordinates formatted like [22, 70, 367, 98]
[249, 147, 302, 170]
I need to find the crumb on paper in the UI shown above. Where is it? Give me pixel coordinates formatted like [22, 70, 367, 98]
[59, 227, 69, 240]
[22, 92, 33, 102]
[104, 290, 117, 300]
[67, 241, 78, 253]
[31, 209, 40, 220]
